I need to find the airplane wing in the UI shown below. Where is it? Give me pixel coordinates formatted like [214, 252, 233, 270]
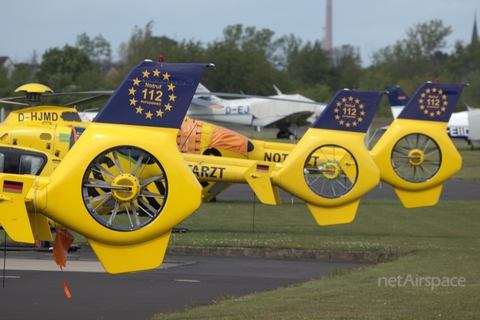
[251, 110, 313, 128]
[191, 88, 326, 128]
[197, 91, 323, 107]
[248, 94, 324, 127]
[191, 97, 222, 108]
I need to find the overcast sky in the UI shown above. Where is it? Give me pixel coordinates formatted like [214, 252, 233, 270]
[1, 0, 478, 67]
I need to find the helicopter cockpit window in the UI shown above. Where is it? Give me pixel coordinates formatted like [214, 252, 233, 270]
[0, 153, 4, 172]
[19, 155, 44, 175]
[61, 111, 83, 122]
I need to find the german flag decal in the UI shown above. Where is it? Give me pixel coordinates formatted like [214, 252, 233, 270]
[256, 164, 270, 173]
[3, 180, 23, 194]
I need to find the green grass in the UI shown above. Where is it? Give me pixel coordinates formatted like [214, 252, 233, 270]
[168, 200, 479, 254]
[453, 141, 480, 179]
[149, 199, 480, 319]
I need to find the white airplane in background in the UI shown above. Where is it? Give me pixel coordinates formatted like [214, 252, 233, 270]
[2, 82, 327, 140]
[189, 83, 326, 139]
[385, 84, 480, 149]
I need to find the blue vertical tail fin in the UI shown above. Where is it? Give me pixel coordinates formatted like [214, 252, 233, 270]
[385, 85, 410, 119]
[385, 85, 410, 107]
[94, 60, 213, 128]
[397, 82, 467, 122]
[311, 90, 383, 132]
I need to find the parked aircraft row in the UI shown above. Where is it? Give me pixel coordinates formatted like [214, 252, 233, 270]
[3, 80, 477, 148]
[1, 79, 326, 140]
[0, 83, 319, 202]
[0, 81, 467, 204]
[0, 58, 468, 276]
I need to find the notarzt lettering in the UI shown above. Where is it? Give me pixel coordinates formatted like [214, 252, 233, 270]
[264, 152, 288, 162]
[189, 165, 225, 178]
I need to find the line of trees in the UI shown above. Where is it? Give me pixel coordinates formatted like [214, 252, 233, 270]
[1, 19, 479, 117]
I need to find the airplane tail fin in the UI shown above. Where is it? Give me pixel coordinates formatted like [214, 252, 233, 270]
[271, 90, 384, 225]
[463, 101, 473, 111]
[372, 82, 467, 208]
[385, 85, 410, 119]
[194, 82, 223, 104]
[272, 84, 282, 95]
[195, 83, 212, 95]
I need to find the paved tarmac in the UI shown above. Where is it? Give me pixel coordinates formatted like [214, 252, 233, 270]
[0, 251, 372, 320]
[217, 179, 480, 201]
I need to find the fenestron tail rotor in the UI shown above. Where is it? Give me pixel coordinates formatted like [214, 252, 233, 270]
[391, 133, 441, 183]
[303, 145, 358, 198]
[82, 146, 167, 231]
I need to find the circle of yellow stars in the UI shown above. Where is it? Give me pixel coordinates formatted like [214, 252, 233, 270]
[333, 96, 366, 128]
[127, 68, 178, 119]
[418, 87, 448, 117]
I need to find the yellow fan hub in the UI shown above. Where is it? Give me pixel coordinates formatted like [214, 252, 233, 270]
[407, 149, 425, 166]
[322, 162, 340, 180]
[111, 174, 140, 202]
